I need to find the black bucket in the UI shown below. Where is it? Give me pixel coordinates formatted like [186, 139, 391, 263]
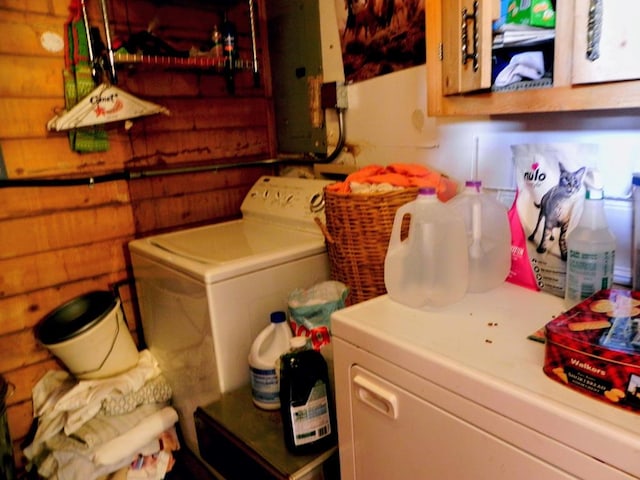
[0, 376, 15, 480]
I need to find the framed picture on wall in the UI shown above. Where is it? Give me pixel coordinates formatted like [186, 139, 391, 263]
[335, 0, 426, 83]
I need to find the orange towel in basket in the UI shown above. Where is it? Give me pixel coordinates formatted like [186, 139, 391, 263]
[326, 163, 458, 201]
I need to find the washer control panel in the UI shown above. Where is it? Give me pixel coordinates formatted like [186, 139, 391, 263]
[240, 176, 335, 229]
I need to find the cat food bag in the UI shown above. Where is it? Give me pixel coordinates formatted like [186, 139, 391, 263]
[507, 143, 596, 297]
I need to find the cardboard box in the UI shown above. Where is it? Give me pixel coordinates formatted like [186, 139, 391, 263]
[543, 289, 640, 413]
[506, 0, 555, 27]
[493, 0, 510, 28]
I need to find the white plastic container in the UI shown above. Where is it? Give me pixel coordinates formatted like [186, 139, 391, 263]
[248, 311, 292, 410]
[384, 187, 469, 308]
[448, 180, 511, 293]
[632, 173, 640, 290]
[565, 169, 616, 308]
[35, 291, 139, 380]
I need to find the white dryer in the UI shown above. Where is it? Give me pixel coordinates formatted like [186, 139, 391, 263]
[128, 176, 333, 452]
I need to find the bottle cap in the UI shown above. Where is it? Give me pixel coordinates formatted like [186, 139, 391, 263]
[633, 173, 640, 187]
[270, 311, 286, 323]
[418, 187, 436, 196]
[584, 169, 604, 200]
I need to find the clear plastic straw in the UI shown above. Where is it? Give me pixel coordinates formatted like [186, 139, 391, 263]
[472, 136, 479, 182]
[470, 136, 483, 257]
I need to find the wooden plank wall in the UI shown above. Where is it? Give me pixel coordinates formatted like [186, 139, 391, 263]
[0, 0, 277, 472]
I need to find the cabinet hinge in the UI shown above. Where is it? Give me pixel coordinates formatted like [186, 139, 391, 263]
[439, 43, 443, 61]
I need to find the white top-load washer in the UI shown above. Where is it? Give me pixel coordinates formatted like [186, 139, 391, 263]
[128, 175, 334, 452]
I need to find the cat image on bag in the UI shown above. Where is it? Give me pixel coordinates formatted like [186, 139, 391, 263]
[527, 162, 586, 261]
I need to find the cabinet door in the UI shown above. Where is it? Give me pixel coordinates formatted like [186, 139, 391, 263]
[348, 366, 577, 480]
[441, 0, 493, 94]
[572, 0, 640, 84]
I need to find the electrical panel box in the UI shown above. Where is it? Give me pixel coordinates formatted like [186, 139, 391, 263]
[267, 0, 326, 155]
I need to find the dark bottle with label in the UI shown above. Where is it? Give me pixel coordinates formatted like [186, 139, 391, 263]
[221, 15, 236, 64]
[221, 12, 236, 93]
[279, 337, 337, 455]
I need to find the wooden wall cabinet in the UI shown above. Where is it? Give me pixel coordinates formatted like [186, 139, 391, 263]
[426, 0, 640, 116]
[571, 0, 640, 85]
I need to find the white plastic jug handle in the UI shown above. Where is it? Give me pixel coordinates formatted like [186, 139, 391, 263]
[249, 322, 274, 361]
[388, 201, 414, 249]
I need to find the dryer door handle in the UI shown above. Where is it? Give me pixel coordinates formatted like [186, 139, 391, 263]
[353, 374, 399, 419]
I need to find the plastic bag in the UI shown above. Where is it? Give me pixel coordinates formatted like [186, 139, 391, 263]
[287, 281, 348, 350]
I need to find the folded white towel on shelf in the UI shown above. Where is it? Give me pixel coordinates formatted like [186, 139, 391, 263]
[101, 375, 172, 416]
[72, 402, 166, 449]
[23, 349, 182, 480]
[93, 406, 179, 466]
[57, 350, 162, 434]
[24, 349, 161, 461]
[494, 51, 545, 87]
[43, 423, 179, 480]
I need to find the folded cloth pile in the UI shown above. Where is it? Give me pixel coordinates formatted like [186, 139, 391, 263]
[494, 51, 545, 88]
[23, 350, 179, 480]
[326, 163, 458, 201]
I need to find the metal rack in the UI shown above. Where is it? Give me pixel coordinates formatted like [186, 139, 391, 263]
[97, 0, 260, 90]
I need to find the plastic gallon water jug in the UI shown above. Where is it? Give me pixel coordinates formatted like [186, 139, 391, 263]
[384, 187, 469, 308]
[279, 336, 337, 454]
[249, 311, 292, 410]
[448, 180, 511, 292]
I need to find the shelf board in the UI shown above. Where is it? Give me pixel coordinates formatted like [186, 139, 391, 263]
[114, 53, 255, 72]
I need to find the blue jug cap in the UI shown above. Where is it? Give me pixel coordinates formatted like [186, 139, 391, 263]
[633, 173, 640, 187]
[270, 311, 286, 323]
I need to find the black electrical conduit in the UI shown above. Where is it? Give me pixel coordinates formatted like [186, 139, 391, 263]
[0, 158, 277, 188]
[0, 109, 346, 189]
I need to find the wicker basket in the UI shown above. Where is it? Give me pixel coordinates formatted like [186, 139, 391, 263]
[319, 187, 418, 305]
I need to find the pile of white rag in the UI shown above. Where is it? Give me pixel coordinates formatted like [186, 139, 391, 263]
[494, 51, 545, 88]
[23, 350, 179, 480]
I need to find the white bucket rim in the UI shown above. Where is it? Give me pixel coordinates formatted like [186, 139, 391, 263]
[36, 290, 138, 379]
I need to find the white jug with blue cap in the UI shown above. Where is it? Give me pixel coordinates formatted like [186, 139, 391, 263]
[248, 311, 292, 410]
